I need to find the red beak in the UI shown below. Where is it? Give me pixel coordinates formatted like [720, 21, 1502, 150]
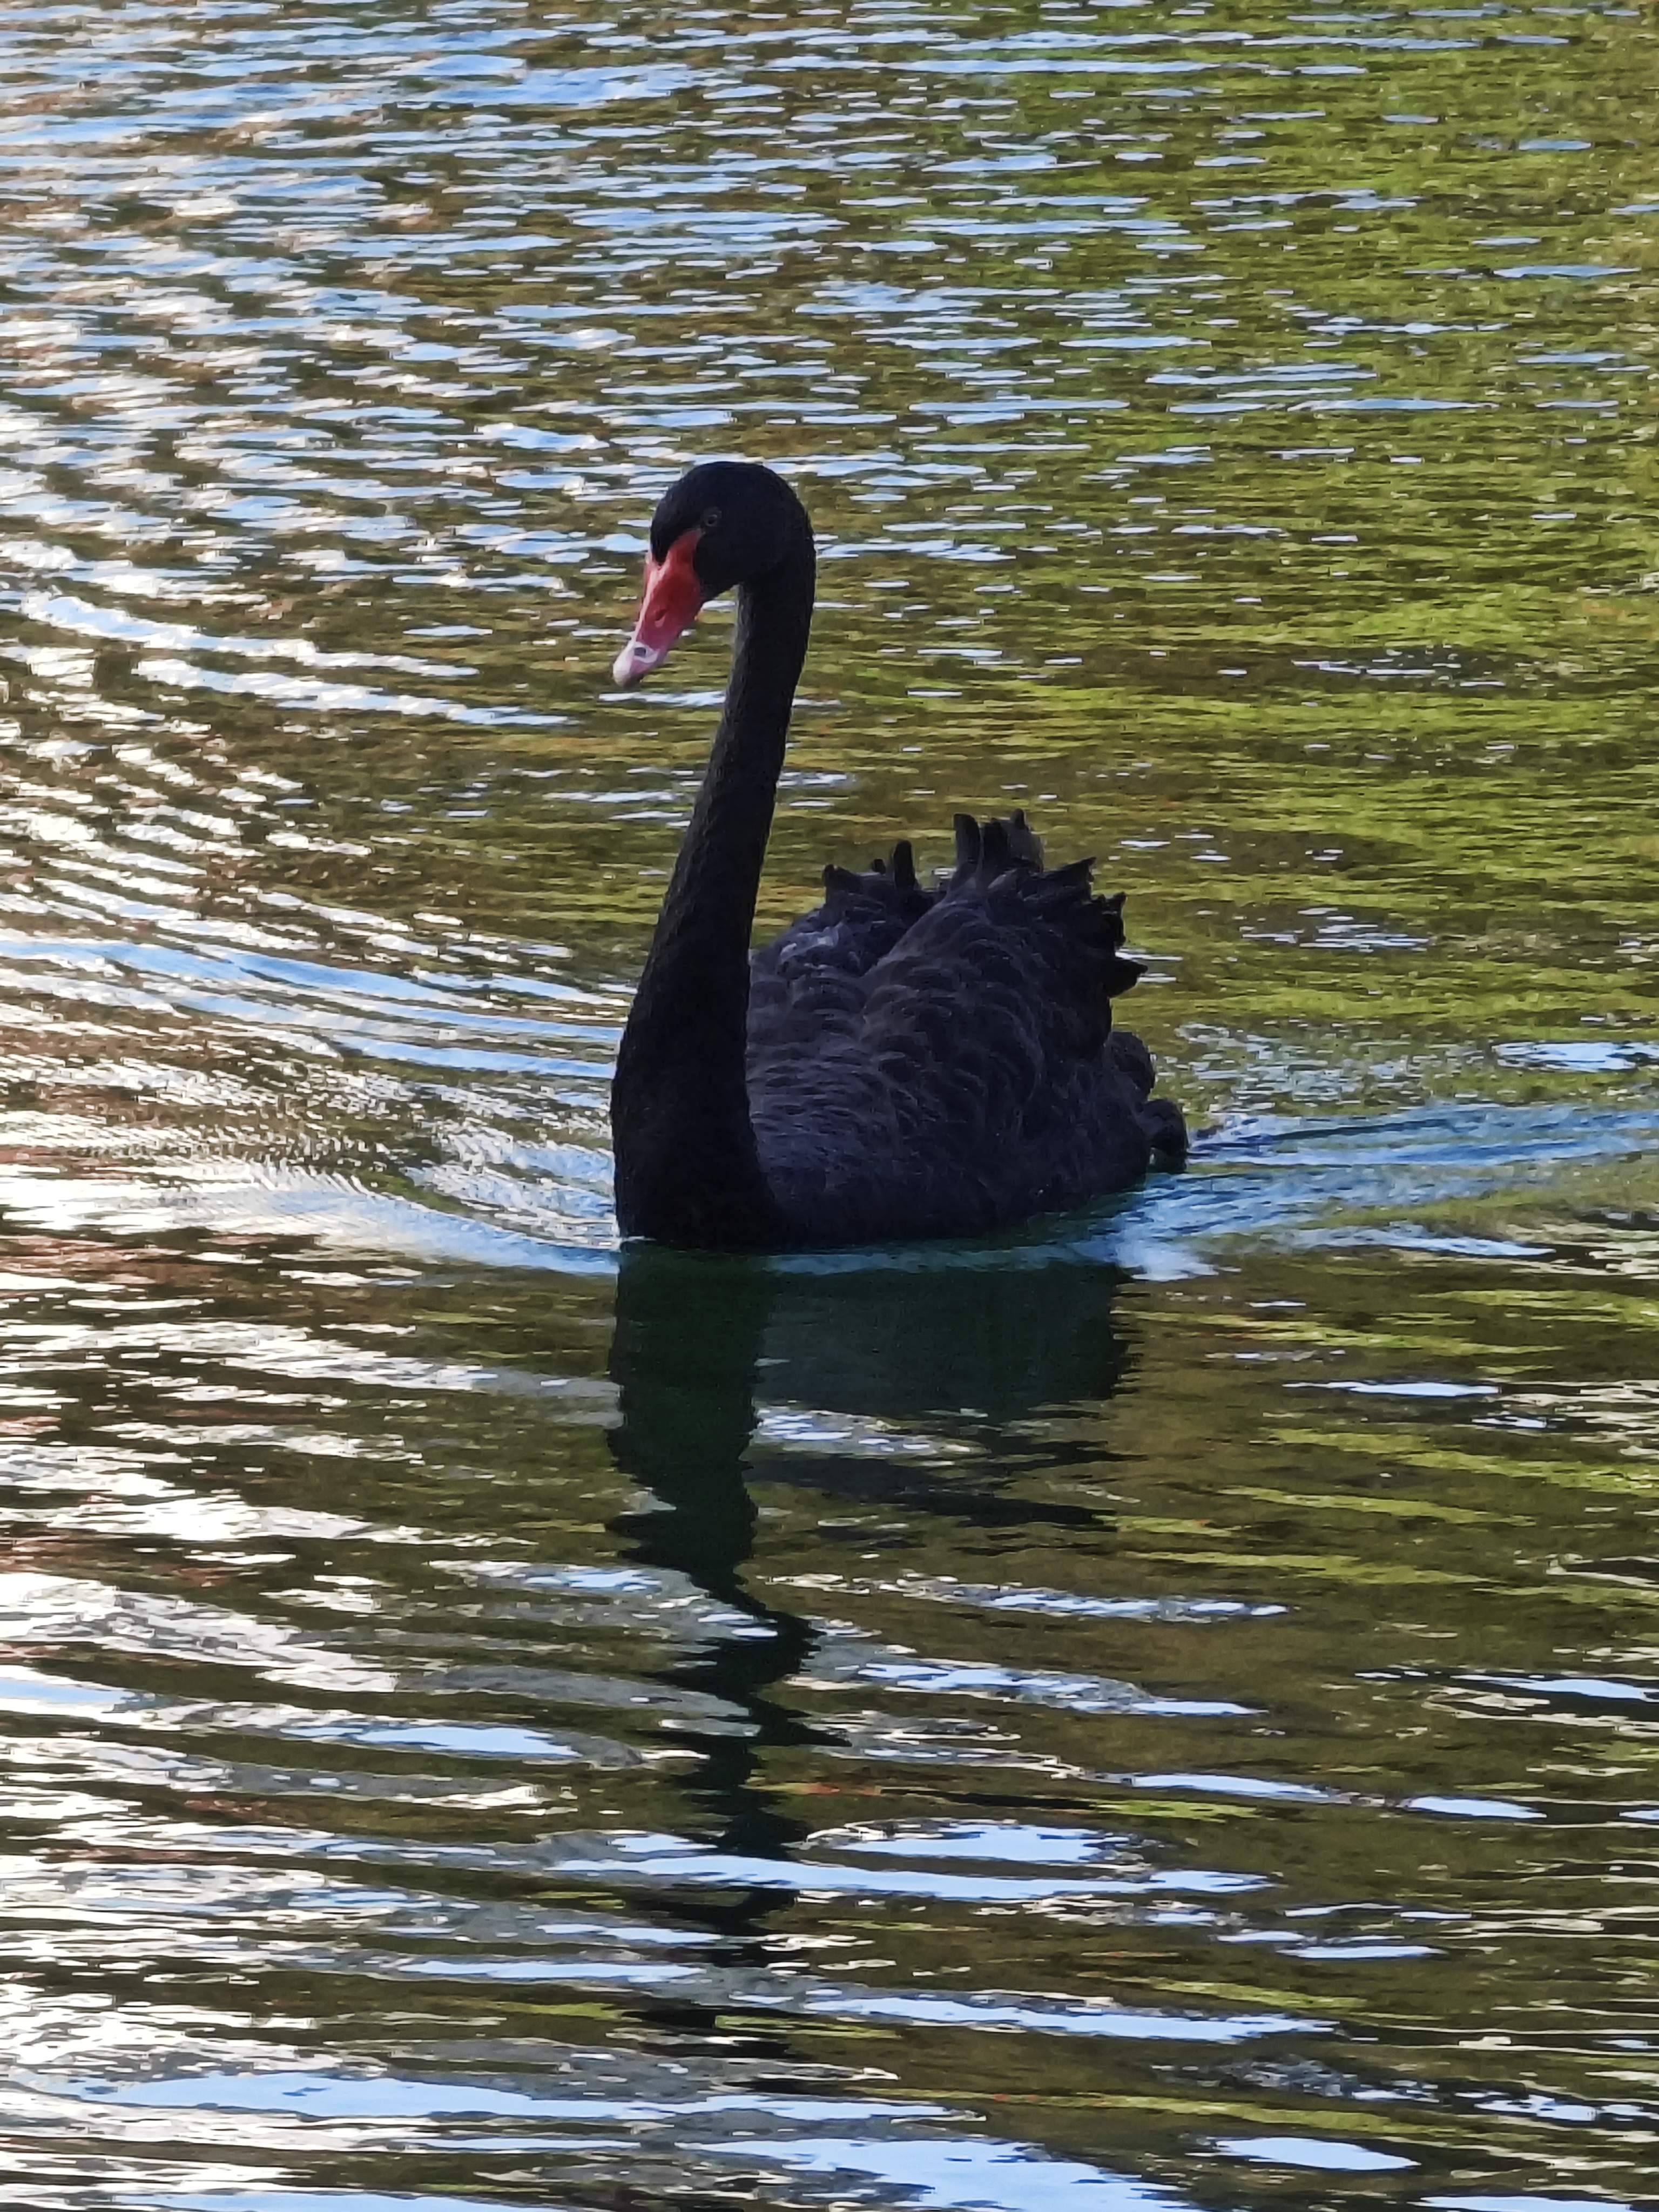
[612, 527, 706, 687]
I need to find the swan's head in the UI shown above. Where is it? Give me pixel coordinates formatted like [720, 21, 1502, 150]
[612, 461, 811, 689]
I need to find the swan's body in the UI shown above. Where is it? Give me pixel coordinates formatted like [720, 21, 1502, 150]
[609, 461, 1185, 1250]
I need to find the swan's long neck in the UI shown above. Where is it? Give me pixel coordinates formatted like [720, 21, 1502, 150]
[612, 541, 813, 1247]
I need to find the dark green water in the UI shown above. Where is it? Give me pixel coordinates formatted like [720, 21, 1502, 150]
[0, 2, 1657, 2206]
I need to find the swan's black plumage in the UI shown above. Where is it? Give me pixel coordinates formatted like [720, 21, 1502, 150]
[610, 460, 1185, 1250]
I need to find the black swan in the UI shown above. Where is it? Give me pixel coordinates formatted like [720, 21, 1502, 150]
[609, 460, 1186, 1249]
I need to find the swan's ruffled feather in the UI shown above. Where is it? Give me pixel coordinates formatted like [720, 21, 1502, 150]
[745, 812, 1184, 1244]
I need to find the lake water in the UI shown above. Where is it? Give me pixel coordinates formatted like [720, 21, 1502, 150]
[0, 2, 1657, 2206]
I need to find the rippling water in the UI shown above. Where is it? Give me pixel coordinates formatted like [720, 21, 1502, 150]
[1, 2, 1658, 2206]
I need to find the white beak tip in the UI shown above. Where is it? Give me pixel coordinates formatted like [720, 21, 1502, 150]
[612, 638, 664, 689]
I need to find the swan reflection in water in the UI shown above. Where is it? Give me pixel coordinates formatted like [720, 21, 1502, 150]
[606, 1242, 1134, 1918]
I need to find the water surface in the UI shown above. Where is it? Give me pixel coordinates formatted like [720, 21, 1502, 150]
[1, 2, 1658, 2206]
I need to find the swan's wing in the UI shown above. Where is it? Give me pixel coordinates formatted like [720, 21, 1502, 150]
[749, 813, 1174, 1240]
[747, 840, 935, 1053]
[855, 813, 1145, 1127]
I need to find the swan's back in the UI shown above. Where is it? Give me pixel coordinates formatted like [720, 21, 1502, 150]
[745, 812, 1182, 1244]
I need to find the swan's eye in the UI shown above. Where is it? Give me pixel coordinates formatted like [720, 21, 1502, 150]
[699, 507, 721, 534]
